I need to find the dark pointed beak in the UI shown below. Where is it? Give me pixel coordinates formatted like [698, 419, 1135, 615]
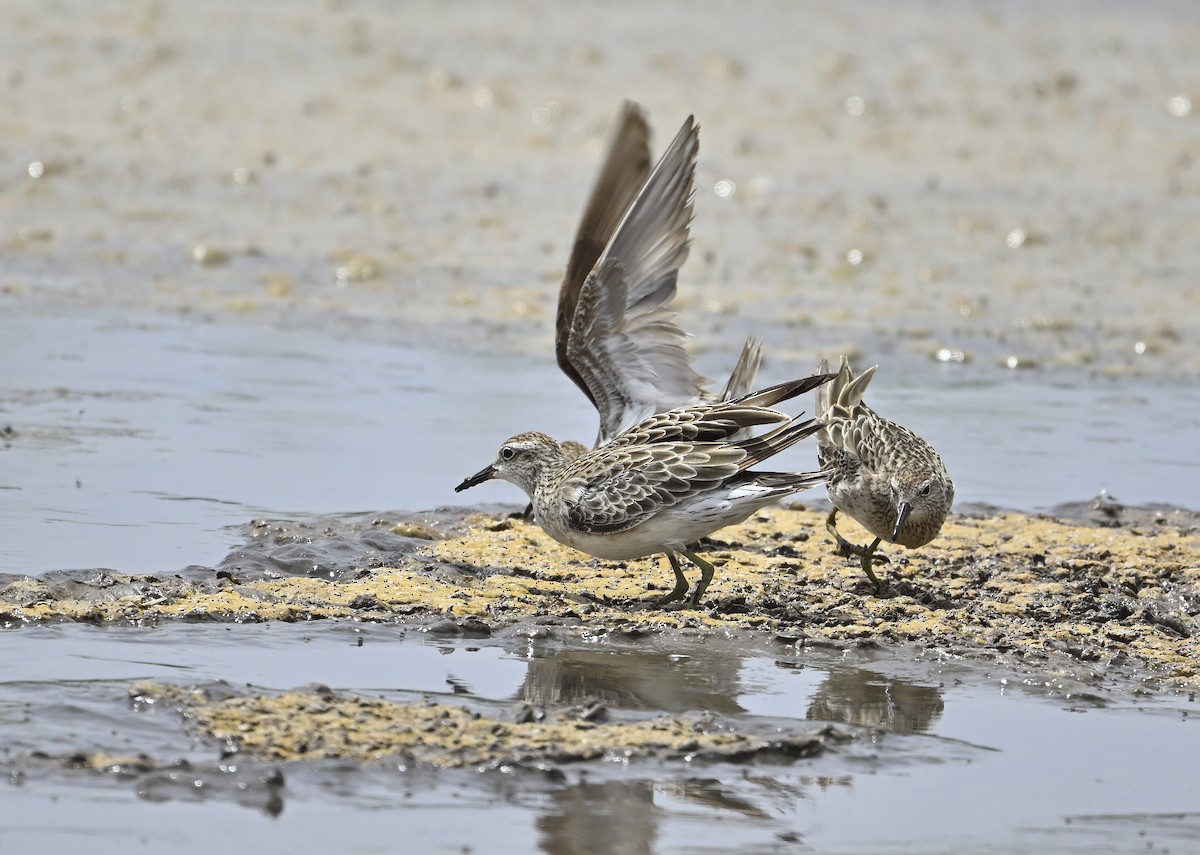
[455, 464, 496, 493]
[892, 501, 913, 542]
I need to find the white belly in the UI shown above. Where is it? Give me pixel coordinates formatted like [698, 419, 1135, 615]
[538, 486, 781, 561]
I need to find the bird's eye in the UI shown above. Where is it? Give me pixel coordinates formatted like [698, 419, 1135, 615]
[500, 447, 515, 461]
[920, 483, 932, 496]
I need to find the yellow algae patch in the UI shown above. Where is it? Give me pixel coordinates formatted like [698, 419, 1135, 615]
[0, 568, 448, 625]
[424, 516, 783, 628]
[130, 682, 827, 768]
[71, 752, 158, 776]
[390, 521, 445, 540]
[4, 506, 1199, 686]
[430, 506, 1200, 684]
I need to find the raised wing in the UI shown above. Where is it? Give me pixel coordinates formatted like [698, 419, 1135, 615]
[556, 102, 652, 410]
[562, 114, 706, 444]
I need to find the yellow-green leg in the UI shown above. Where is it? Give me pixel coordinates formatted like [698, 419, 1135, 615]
[680, 549, 716, 606]
[825, 507, 856, 554]
[857, 537, 884, 592]
[826, 508, 884, 592]
[655, 553, 691, 605]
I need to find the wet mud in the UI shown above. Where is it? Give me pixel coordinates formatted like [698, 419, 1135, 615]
[4, 503, 1197, 689]
[6, 620, 1006, 849]
[4, 519, 1197, 850]
[127, 681, 836, 768]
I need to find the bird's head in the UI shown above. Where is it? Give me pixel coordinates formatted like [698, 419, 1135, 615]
[455, 431, 564, 498]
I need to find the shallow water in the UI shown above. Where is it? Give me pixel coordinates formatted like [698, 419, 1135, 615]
[4, 0, 1200, 849]
[2, 312, 1197, 576]
[3, 623, 1197, 853]
[8, 315, 1196, 855]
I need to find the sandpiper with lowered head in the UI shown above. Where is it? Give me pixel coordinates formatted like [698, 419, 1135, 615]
[815, 356, 954, 591]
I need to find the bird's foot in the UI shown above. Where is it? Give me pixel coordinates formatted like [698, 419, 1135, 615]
[652, 583, 690, 607]
[652, 597, 694, 612]
[856, 575, 895, 597]
[859, 538, 889, 595]
[508, 502, 536, 522]
[833, 536, 862, 559]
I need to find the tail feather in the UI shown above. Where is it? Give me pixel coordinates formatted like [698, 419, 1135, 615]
[736, 415, 824, 467]
[727, 469, 827, 494]
[736, 372, 835, 409]
[842, 362, 878, 409]
[719, 336, 763, 402]
[816, 358, 833, 419]
[817, 356, 877, 417]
